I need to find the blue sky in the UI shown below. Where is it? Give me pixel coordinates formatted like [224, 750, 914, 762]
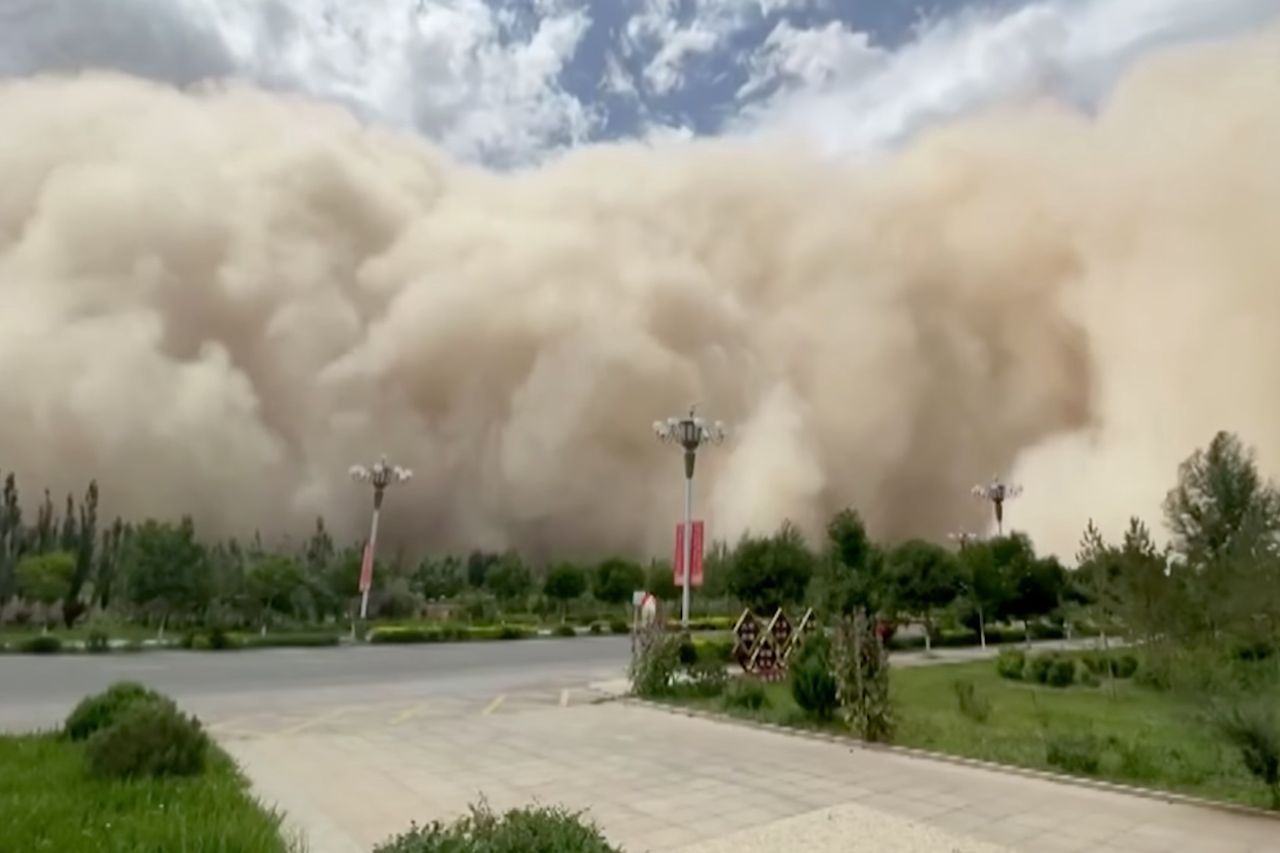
[2, 0, 1277, 165]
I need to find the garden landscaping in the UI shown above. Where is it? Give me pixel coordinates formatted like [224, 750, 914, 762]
[652, 648, 1280, 812]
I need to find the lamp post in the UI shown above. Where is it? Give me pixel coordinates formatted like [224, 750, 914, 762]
[349, 454, 413, 621]
[654, 405, 725, 630]
[971, 476, 1022, 537]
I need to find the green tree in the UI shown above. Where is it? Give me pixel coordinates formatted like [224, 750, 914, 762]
[645, 559, 679, 604]
[955, 539, 1007, 649]
[485, 551, 532, 606]
[64, 480, 98, 627]
[994, 533, 1064, 646]
[467, 551, 500, 589]
[887, 539, 960, 652]
[414, 555, 466, 600]
[1164, 431, 1280, 568]
[94, 519, 129, 610]
[543, 563, 587, 621]
[121, 517, 211, 637]
[0, 472, 22, 601]
[593, 558, 646, 606]
[34, 489, 55, 554]
[245, 554, 303, 633]
[16, 551, 75, 630]
[727, 521, 815, 614]
[819, 509, 888, 618]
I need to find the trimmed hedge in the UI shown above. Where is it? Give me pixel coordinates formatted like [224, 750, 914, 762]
[368, 624, 534, 644]
[18, 635, 63, 655]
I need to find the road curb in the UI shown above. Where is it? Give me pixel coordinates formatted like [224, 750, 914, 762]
[622, 696, 1280, 824]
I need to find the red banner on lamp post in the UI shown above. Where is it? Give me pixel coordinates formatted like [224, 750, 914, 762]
[358, 542, 374, 594]
[674, 521, 704, 588]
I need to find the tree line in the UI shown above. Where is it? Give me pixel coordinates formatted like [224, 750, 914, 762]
[3, 430, 1278, 656]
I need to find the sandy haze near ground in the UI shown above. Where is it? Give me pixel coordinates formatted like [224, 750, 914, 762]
[0, 26, 1277, 561]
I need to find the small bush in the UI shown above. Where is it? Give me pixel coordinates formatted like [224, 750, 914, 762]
[1113, 654, 1139, 679]
[1046, 657, 1077, 688]
[1028, 654, 1055, 684]
[996, 648, 1025, 680]
[85, 700, 209, 779]
[553, 625, 577, 638]
[952, 679, 992, 723]
[497, 625, 529, 640]
[19, 635, 62, 655]
[1213, 702, 1280, 809]
[629, 628, 681, 698]
[1045, 733, 1101, 775]
[693, 637, 735, 664]
[65, 682, 175, 741]
[375, 801, 621, 853]
[722, 678, 768, 712]
[589, 622, 604, 635]
[245, 631, 340, 649]
[686, 658, 728, 698]
[86, 630, 110, 653]
[369, 627, 435, 644]
[791, 635, 838, 722]
[609, 619, 630, 635]
[677, 638, 699, 666]
[1080, 669, 1101, 688]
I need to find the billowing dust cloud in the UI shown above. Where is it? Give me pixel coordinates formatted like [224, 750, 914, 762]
[1, 27, 1277, 561]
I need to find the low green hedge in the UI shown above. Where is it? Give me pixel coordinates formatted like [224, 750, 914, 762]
[368, 624, 534, 644]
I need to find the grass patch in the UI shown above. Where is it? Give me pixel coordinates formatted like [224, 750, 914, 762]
[661, 660, 1280, 811]
[0, 733, 298, 852]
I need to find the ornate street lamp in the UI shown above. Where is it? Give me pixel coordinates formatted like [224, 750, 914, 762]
[349, 454, 413, 620]
[654, 405, 726, 629]
[971, 476, 1022, 537]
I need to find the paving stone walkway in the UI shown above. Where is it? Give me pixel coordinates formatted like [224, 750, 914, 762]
[221, 698, 1280, 853]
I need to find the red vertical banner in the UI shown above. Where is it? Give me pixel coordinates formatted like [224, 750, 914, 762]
[358, 542, 374, 593]
[673, 521, 705, 588]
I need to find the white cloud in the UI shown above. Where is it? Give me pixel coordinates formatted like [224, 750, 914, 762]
[730, 0, 1280, 154]
[191, 0, 599, 164]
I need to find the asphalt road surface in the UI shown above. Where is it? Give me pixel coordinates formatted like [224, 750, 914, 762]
[0, 636, 633, 733]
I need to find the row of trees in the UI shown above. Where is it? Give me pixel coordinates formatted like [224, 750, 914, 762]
[3, 431, 1277, 652]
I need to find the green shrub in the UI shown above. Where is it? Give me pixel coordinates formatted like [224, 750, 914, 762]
[497, 625, 529, 640]
[1045, 733, 1101, 775]
[609, 619, 630, 635]
[375, 801, 621, 853]
[553, 625, 577, 638]
[1080, 669, 1101, 688]
[1046, 657, 1077, 688]
[369, 627, 435, 644]
[85, 700, 209, 779]
[996, 648, 1025, 680]
[1213, 702, 1280, 809]
[952, 679, 991, 723]
[629, 628, 681, 698]
[677, 638, 698, 667]
[19, 635, 62, 655]
[1028, 654, 1056, 684]
[686, 658, 728, 698]
[722, 678, 768, 712]
[65, 682, 175, 741]
[86, 630, 110, 653]
[692, 637, 735, 664]
[588, 622, 604, 635]
[245, 631, 340, 649]
[791, 635, 838, 722]
[1113, 654, 1139, 679]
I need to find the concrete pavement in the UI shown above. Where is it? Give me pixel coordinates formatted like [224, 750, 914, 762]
[222, 699, 1280, 853]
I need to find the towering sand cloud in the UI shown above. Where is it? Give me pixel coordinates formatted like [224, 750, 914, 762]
[0, 27, 1276, 559]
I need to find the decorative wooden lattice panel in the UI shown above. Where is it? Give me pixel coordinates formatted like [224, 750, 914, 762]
[733, 606, 815, 679]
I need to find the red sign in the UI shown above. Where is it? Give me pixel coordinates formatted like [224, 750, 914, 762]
[673, 521, 704, 588]
[358, 542, 374, 593]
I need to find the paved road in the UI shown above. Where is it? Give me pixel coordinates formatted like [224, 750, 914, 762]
[0, 636, 633, 732]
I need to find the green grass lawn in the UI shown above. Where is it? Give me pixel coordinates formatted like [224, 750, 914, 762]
[0, 734, 300, 853]
[664, 660, 1279, 811]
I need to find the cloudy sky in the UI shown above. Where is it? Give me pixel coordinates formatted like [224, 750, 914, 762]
[2, 0, 1278, 164]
